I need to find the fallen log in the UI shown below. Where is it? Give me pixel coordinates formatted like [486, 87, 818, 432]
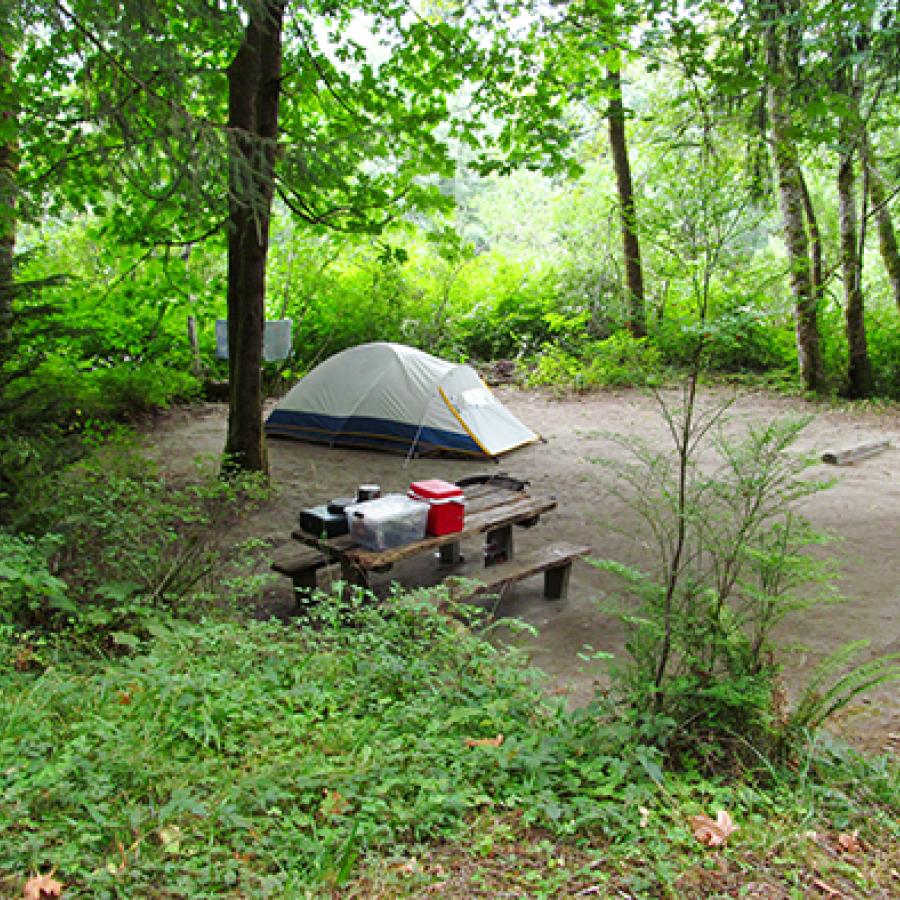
[821, 440, 891, 466]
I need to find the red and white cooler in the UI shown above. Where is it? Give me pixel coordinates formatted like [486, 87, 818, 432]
[407, 479, 465, 536]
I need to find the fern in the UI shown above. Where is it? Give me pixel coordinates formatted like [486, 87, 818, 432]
[789, 641, 900, 733]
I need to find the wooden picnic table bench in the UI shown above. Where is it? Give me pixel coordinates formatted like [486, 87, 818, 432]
[279, 482, 589, 605]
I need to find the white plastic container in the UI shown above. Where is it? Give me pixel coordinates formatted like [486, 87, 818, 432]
[345, 494, 428, 551]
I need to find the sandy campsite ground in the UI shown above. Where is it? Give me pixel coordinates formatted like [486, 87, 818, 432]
[148, 386, 899, 753]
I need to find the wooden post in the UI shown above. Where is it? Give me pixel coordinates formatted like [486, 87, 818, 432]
[340, 560, 369, 593]
[439, 541, 462, 565]
[543, 563, 572, 601]
[187, 315, 202, 377]
[485, 524, 514, 567]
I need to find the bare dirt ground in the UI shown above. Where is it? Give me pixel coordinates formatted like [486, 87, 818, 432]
[148, 386, 899, 753]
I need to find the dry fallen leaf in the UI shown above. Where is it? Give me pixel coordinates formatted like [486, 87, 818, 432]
[320, 788, 350, 817]
[688, 809, 738, 846]
[638, 806, 651, 828]
[811, 877, 842, 897]
[463, 734, 504, 748]
[836, 830, 861, 853]
[157, 825, 182, 854]
[389, 858, 420, 876]
[23, 873, 63, 899]
[741, 881, 786, 899]
[14, 646, 36, 672]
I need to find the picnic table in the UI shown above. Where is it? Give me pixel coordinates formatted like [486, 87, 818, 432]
[278, 479, 589, 604]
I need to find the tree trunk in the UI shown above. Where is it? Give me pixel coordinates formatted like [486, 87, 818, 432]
[222, 2, 284, 475]
[837, 153, 874, 397]
[862, 135, 900, 312]
[797, 169, 824, 304]
[834, 34, 873, 398]
[0, 37, 16, 346]
[764, 9, 824, 392]
[187, 315, 202, 377]
[606, 60, 646, 338]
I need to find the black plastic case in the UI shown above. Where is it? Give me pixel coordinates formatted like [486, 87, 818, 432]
[299, 505, 348, 538]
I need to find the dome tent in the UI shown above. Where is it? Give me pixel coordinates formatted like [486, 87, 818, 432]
[265, 343, 537, 458]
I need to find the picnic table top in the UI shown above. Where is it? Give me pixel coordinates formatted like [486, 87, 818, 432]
[291, 482, 557, 571]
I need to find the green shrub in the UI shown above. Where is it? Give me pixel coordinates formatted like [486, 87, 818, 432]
[5, 355, 200, 427]
[817, 297, 900, 399]
[89, 361, 201, 417]
[524, 344, 584, 390]
[653, 303, 795, 373]
[864, 303, 900, 399]
[583, 333, 663, 386]
[0, 597, 666, 893]
[287, 250, 413, 363]
[0, 426, 85, 527]
[11, 441, 270, 642]
[0, 532, 72, 624]
[452, 266, 558, 360]
[591, 404, 844, 766]
[526, 333, 662, 391]
[1, 593, 895, 896]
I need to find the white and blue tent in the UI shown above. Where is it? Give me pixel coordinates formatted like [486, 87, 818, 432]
[265, 342, 537, 458]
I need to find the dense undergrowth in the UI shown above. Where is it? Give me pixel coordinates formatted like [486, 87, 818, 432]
[1, 596, 898, 897]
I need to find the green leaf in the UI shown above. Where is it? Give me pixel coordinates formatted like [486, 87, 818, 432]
[111, 631, 141, 650]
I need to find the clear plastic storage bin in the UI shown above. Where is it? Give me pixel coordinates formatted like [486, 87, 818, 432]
[346, 494, 428, 551]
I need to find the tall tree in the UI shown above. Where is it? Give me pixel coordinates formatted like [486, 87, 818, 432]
[837, 150, 873, 396]
[518, 0, 650, 335]
[606, 56, 646, 337]
[763, 0, 824, 392]
[0, 8, 17, 342]
[862, 134, 900, 313]
[834, 30, 874, 397]
[223, 2, 284, 474]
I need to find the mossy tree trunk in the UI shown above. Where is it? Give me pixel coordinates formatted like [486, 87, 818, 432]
[797, 170, 824, 307]
[862, 135, 900, 313]
[835, 33, 873, 398]
[765, 3, 824, 392]
[837, 152, 874, 397]
[0, 35, 16, 347]
[607, 58, 646, 339]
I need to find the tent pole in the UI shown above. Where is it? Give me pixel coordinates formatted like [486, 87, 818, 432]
[405, 370, 448, 465]
[404, 400, 431, 466]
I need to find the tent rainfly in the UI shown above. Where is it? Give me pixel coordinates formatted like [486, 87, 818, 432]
[265, 342, 538, 458]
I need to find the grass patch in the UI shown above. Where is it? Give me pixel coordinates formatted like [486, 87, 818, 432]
[1, 593, 897, 897]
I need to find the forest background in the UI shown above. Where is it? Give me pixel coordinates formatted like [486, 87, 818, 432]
[1, 0, 898, 490]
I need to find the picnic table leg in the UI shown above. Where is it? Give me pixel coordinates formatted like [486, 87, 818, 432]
[543, 562, 572, 601]
[340, 560, 369, 596]
[438, 541, 462, 565]
[485, 524, 514, 567]
[291, 567, 319, 606]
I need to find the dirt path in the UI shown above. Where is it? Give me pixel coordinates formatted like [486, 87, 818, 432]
[148, 387, 899, 753]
